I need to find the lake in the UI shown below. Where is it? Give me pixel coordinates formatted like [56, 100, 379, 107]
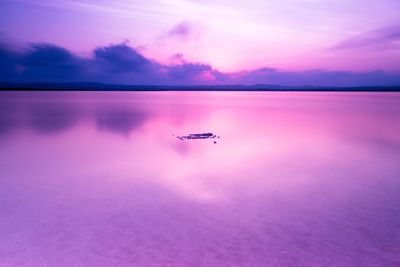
[0, 91, 400, 266]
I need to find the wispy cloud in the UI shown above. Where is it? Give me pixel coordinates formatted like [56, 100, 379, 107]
[160, 20, 203, 42]
[167, 21, 192, 38]
[11, 0, 177, 18]
[332, 24, 400, 51]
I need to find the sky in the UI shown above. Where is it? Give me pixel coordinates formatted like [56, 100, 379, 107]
[1, 0, 400, 86]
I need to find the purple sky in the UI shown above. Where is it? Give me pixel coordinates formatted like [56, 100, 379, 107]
[1, 0, 400, 86]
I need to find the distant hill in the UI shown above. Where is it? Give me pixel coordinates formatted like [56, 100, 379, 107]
[1, 82, 400, 92]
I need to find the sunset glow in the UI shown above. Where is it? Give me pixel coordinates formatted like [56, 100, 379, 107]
[1, 0, 400, 85]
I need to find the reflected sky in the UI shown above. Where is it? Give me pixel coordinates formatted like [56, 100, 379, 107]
[0, 92, 400, 266]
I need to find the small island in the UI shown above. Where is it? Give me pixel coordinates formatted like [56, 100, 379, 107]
[176, 133, 220, 143]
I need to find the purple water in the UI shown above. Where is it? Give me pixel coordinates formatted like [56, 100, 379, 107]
[0, 91, 400, 266]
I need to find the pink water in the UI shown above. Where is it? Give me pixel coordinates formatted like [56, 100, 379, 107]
[0, 92, 400, 266]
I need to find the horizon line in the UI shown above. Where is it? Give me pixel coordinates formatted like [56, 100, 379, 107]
[1, 82, 400, 92]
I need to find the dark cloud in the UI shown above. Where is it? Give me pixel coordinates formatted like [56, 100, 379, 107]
[22, 44, 83, 82]
[0, 40, 399, 86]
[235, 69, 400, 87]
[93, 43, 152, 73]
[0, 42, 222, 85]
[167, 63, 212, 79]
[332, 24, 400, 51]
[25, 45, 75, 67]
[0, 44, 21, 81]
[211, 70, 231, 82]
[0, 43, 85, 83]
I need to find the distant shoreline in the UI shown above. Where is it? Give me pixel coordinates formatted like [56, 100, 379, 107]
[1, 82, 400, 92]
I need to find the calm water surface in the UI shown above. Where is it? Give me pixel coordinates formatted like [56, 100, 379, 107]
[0, 92, 400, 267]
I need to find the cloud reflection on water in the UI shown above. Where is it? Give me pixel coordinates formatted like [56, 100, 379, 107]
[0, 92, 400, 266]
[0, 93, 161, 137]
[29, 103, 80, 134]
[95, 106, 149, 135]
